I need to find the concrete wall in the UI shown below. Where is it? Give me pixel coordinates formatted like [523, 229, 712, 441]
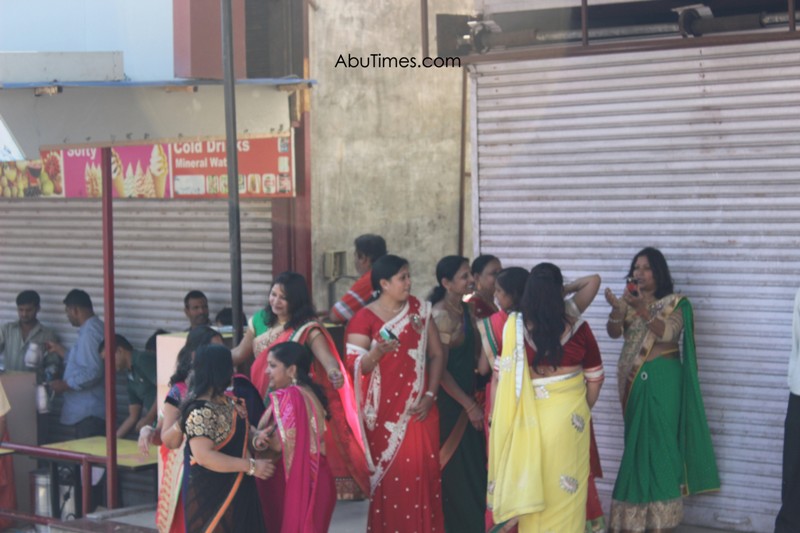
[310, 0, 473, 309]
[0, 0, 173, 81]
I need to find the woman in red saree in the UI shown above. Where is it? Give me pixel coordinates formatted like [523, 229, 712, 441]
[232, 271, 369, 508]
[180, 344, 274, 532]
[253, 341, 337, 532]
[346, 254, 447, 533]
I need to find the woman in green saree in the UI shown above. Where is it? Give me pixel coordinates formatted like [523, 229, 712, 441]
[429, 255, 486, 533]
[605, 247, 720, 533]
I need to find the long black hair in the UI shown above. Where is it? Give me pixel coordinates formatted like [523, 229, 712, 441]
[169, 326, 222, 386]
[520, 263, 567, 371]
[269, 342, 329, 418]
[179, 344, 234, 432]
[496, 267, 529, 312]
[627, 247, 674, 299]
[428, 255, 469, 305]
[371, 254, 410, 293]
[266, 272, 317, 330]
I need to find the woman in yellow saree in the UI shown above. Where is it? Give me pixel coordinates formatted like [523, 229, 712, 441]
[605, 247, 719, 533]
[489, 263, 604, 533]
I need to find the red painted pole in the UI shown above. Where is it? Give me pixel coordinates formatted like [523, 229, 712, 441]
[100, 147, 119, 509]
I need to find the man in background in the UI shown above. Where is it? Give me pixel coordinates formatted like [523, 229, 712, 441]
[184, 290, 211, 330]
[99, 334, 156, 438]
[328, 234, 387, 324]
[776, 286, 800, 533]
[0, 290, 59, 372]
[46, 289, 105, 438]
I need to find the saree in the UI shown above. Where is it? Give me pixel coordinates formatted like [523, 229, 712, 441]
[0, 426, 16, 530]
[610, 296, 720, 531]
[346, 296, 445, 533]
[438, 303, 487, 533]
[260, 385, 336, 532]
[156, 381, 187, 533]
[488, 313, 590, 533]
[250, 314, 370, 498]
[480, 309, 605, 533]
[465, 292, 497, 320]
[184, 397, 263, 533]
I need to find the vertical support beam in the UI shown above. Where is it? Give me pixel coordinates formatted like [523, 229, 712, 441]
[100, 147, 118, 509]
[421, 0, 430, 57]
[296, 0, 313, 287]
[790, 0, 797, 32]
[581, 0, 589, 46]
[457, 67, 468, 256]
[222, 0, 244, 344]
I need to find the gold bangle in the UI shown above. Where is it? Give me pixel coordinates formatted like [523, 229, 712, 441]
[607, 315, 623, 324]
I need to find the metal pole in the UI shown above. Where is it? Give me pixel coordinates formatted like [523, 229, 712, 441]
[421, 0, 430, 57]
[581, 0, 589, 46]
[221, 0, 244, 344]
[100, 146, 118, 509]
[790, 0, 797, 32]
[457, 67, 467, 256]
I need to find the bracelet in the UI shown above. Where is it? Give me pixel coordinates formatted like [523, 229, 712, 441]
[246, 457, 256, 476]
[607, 314, 623, 324]
[424, 390, 437, 401]
[252, 435, 268, 452]
[466, 402, 479, 414]
[645, 314, 658, 325]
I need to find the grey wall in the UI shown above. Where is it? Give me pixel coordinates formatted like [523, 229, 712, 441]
[310, 0, 473, 309]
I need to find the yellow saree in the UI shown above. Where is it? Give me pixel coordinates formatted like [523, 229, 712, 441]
[488, 313, 590, 533]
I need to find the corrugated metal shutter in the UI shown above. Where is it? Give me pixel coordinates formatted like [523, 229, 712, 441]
[0, 198, 272, 349]
[472, 39, 800, 531]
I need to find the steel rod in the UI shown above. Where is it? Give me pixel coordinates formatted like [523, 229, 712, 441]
[221, 0, 244, 344]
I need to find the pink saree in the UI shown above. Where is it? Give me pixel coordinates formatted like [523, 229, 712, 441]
[261, 385, 336, 533]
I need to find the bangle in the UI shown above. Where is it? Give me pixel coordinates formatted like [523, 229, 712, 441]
[424, 390, 437, 401]
[252, 435, 267, 452]
[607, 314, 623, 325]
[246, 457, 256, 476]
[645, 314, 658, 325]
[466, 402, 478, 413]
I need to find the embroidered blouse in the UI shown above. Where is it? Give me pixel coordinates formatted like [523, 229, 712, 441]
[185, 399, 235, 446]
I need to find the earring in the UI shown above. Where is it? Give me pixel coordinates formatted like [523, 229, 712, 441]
[292, 377, 297, 385]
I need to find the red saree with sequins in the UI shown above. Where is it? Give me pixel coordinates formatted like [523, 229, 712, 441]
[346, 296, 445, 533]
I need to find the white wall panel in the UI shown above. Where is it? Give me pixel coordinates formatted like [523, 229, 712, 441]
[0, 199, 272, 350]
[472, 39, 800, 531]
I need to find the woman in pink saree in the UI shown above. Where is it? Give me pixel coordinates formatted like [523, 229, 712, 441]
[254, 341, 337, 533]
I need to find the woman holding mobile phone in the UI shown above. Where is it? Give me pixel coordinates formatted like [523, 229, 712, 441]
[345, 254, 446, 533]
[604, 247, 719, 532]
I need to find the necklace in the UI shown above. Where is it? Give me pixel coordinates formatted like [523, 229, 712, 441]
[378, 300, 403, 315]
[444, 297, 464, 317]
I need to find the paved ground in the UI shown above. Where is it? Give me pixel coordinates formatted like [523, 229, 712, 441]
[32, 499, 742, 532]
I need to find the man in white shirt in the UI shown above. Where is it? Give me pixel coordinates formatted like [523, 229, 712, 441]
[0, 290, 59, 372]
[776, 287, 800, 533]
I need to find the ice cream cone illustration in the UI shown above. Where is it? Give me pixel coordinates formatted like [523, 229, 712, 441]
[111, 149, 125, 197]
[134, 162, 155, 197]
[124, 163, 135, 198]
[85, 162, 102, 198]
[149, 144, 168, 198]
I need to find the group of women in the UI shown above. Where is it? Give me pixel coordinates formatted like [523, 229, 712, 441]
[139, 246, 719, 533]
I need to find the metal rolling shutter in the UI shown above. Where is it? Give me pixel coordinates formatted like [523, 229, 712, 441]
[0, 198, 273, 352]
[472, 39, 800, 531]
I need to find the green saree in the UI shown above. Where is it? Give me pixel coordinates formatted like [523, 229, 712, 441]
[610, 296, 720, 531]
[438, 303, 487, 533]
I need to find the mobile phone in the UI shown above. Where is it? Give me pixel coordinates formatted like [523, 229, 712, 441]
[379, 327, 398, 342]
[626, 276, 639, 297]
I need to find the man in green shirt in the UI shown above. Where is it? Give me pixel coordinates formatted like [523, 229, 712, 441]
[99, 334, 157, 438]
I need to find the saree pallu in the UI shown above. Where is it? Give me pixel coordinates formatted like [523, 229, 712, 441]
[250, 318, 369, 498]
[347, 297, 445, 533]
[156, 381, 187, 533]
[0, 427, 16, 530]
[439, 304, 486, 533]
[610, 297, 720, 532]
[265, 386, 336, 533]
[184, 400, 263, 533]
[489, 313, 589, 533]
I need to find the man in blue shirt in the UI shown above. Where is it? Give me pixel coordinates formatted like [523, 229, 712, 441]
[46, 289, 106, 438]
